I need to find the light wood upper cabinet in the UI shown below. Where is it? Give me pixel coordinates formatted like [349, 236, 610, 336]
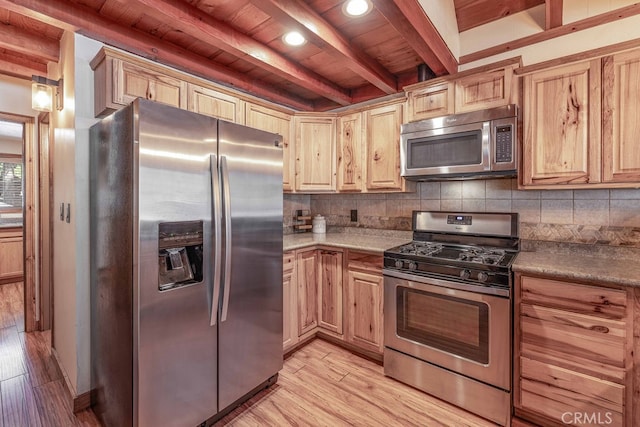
[0, 228, 23, 284]
[406, 82, 454, 122]
[91, 49, 188, 117]
[602, 48, 640, 183]
[365, 103, 403, 190]
[514, 274, 632, 426]
[283, 251, 298, 352]
[188, 84, 244, 124]
[336, 112, 363, 192]
[246, 103, 294, 191]
[454, 67, 513, 113]
[404, 59, 518, 122]
[345, 251, 384, 355]
[294, 115, 336, 192]
[296, 249, 318, 336]
[521, 60, 602, 187]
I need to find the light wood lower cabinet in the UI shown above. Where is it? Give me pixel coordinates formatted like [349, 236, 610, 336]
[317, 249, 343, 335]
[514, 274, 634, 426]
[0, 228, 23, 283]
[344, 251, 384, 355]
[296, 249, 318, 335]
[284, 247, 383, 357]
[282, 251, 298, 352]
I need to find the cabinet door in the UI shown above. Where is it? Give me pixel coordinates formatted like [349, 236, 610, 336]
[188, 84, 244, 123]
[454, 67, 512, 113]
[317, 250, 343, 335]
[602, 49, 640, 183]
[406, 82, 454, 122]
[0, 231, 23, 282]
[296, 250, 318, 335]
[365, 103, 403, 190]
[246, 104, 294, 191]
[114, 59, 187, 109]
[522, 60, 601, 186]
[345, 269, 383, 354]
[282, 252, 298, 351]
[295, 116, 336, 192]
[337, 112, 363, 191]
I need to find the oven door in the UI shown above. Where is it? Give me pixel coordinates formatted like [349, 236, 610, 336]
[400, 121, 490, 178]
[384, 272, 510, 390]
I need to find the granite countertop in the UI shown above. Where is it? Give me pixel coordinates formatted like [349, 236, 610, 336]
[284, 230, 411, 253]
[513, 244, 640, 288]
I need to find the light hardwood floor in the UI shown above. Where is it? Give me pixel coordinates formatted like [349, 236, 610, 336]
[0, 282, 99, 426]
[2, 282, 496, 427]
[217, 340, 495, 427]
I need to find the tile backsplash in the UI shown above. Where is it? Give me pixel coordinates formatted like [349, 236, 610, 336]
[284, 178, 640, 246]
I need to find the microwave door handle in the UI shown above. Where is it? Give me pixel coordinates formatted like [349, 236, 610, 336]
[220, 156, 232, 323]
[482, 121, 491, 170]
[210, 154, 222, 326]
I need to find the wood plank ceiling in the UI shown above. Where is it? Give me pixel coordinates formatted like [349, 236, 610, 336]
[0, 0, 635, 111]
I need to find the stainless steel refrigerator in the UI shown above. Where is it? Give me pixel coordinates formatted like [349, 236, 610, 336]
[89, 98, 283, 427]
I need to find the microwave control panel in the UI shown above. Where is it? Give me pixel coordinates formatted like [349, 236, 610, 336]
[495, 125, 513, 163]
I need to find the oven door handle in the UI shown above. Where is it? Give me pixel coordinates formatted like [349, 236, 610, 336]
[383, 269, 510, 298]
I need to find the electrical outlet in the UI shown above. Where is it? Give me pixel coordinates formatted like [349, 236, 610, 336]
[350, 209, 358, 222]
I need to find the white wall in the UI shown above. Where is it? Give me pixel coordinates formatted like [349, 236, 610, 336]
[459, 1, 640, 70]
[50, 32, 102, 396]
[418, 0, 460, 59]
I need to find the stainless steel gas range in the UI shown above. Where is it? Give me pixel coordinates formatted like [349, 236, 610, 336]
[383, 211, 519, 427]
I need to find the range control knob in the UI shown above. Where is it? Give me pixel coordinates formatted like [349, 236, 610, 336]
[408, 261, 417, 271]
[394, 259, 403, 269]
[460, 269, 471, 280]
[477, 272, 489, 282]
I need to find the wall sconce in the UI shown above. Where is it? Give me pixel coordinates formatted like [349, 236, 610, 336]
[31, 75, 63, 112]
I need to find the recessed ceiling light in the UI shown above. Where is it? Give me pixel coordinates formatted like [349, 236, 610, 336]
[343, 0, 372, 17]
[283, 31, 306, 46]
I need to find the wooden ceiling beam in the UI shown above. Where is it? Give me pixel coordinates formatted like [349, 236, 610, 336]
[545, 0, 563, 29]
[454, 0, 544, 32]
[0, 0, 315, 110]
[372, 0, 458, 76]
[0, 52, 47, 79]
[122, 0, 352, 106]
[0, 22, 59, 62]
[250, 0, 397, 94]
[460, 3, 640, 65]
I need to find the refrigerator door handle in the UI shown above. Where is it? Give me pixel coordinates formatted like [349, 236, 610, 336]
[210, 154, 222, 326]
[220, 155, 232, 322]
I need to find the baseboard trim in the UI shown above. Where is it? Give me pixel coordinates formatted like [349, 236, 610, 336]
[50, 347, 91, 413]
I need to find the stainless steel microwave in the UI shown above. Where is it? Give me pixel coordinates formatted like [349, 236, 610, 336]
[400, 105, 518, 180]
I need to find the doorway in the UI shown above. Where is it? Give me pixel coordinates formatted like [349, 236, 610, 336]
[0, 112, 43, 333]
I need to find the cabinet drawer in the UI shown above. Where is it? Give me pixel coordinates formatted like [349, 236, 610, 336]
[520, 357, 624, 426]
[346, 251, 382, 273]
[283, 251, 295, 273]
[520, 276, 626, 319]
[520, 304, 625, 374]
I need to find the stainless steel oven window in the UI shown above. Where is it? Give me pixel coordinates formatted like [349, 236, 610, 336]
[396, 286, 489, 364]
[407, 130, 483, 169]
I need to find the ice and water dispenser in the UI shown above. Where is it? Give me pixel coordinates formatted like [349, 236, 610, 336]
[158, 221, 204, 291]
